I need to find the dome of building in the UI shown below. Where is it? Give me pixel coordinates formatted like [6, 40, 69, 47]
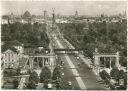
[23, 11, 31, 19]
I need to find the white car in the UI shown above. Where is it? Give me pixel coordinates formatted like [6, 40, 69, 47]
[76, 56, 80, 59]
[68, 81, 72, 86]
[62, 73, 64, 76]
[47, 83, 53, 89]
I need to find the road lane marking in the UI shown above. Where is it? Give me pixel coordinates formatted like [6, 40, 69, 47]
[55, 38, 87, 89]
[62, 36, 97, 76]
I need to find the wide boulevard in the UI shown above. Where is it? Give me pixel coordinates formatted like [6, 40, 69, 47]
[47, 23, 107, 90]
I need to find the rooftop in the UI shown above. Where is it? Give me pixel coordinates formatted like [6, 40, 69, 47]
[1, 40, 23, 53]
[2, 45, 18, 53]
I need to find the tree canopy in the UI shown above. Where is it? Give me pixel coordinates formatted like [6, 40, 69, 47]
[29, 71, 39, 84]
[40, 67, 51, 83]
[52, 66, 61, 80]
[26, 80, 36, 89]
[12, 79, 19, 89]
[110, 67, 120, 80]
[1, 22, 49, 48]
[57, 19, 127, 66]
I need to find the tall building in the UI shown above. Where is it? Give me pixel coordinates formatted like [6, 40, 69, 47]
[44, 10, 47, 20]
[75, 10, 78, 18]
[52, 8, 55, 24]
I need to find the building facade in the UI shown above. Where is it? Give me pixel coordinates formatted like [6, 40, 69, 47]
[1, 49, 20, 69]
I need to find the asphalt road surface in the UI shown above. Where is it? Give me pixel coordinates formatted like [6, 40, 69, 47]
[47, 23, 107, 90]
[52, 32, 107, 90]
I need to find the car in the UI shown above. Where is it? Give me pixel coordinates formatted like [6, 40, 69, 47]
[61, 61, 64, 65]
[47, 83, 53, 89]
[76, 56, 80, 59]
[68, 81, 72, 86]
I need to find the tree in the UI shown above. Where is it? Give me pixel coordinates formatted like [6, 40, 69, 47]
[27, 69, 31, 74]
[99, 70, 110, 80]
[119, 70, 127, 89]
[3, 69, 17, 77]
[40, 67, 51, 83]
[26, 80, 36, 89]
[55, 78, 70, 90]
[13, 79, 19, 89]
[38, 58, 43, 67]
[52, 66, 62, 80]
[16, 67, 21, 75]
[29, 71, 39, 84]
[119, 70, 125, 79]
[110, 67, 120, 81]
[56, 80, 61, 89]
[1, 22, 50, 48]
[99, 70, 111, 86]
[124, 73, 127, 89]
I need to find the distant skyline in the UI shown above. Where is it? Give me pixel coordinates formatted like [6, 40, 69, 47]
[1, 1, 127, 16]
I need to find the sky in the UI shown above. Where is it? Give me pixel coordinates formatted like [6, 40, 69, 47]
[1, 1, 127, 16]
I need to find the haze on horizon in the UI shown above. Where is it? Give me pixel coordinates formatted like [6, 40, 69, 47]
[1, 1, 127, 16]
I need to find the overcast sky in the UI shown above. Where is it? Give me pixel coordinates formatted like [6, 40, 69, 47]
[1, 1, 127, 16]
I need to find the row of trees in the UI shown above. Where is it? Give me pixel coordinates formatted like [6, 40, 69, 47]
[26, 67, 58, 89]
[57, 20, 127, 66]
[26, 71, 39, 89]
[3, 68, 21, 77]
[99, 67, 127, 90]
[12, 79, 19, 89]
[26, 65, 70, 89]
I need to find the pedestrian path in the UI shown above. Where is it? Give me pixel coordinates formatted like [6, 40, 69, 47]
[18, 77, 26, 89]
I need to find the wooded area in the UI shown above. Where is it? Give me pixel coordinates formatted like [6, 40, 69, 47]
[57, 20, 127, 67]
[2, 22, 49, 48]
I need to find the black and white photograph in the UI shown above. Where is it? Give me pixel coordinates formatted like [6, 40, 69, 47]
[1, 0, 127, 90]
